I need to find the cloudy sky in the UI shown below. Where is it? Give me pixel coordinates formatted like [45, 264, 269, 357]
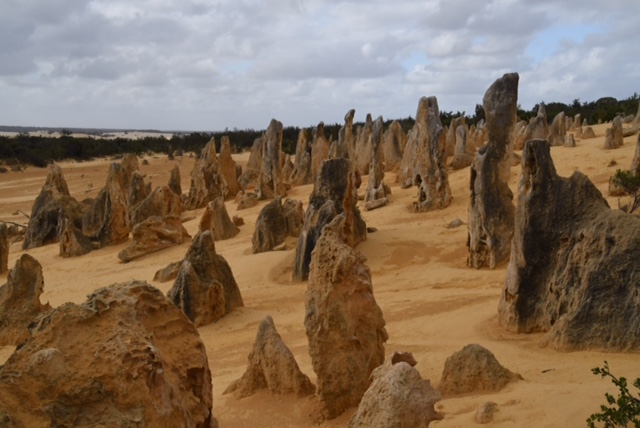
[1, 0, 638, 131]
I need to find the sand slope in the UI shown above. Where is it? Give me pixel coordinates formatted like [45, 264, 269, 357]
[0, 124, 638, 427]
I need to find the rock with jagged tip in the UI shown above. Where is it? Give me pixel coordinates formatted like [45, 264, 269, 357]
[223, 315, 314, 399]
[512, 120, 527, 151]
[571, 113, 582, 130]
[0, 254, 51, 346]
[118, 216, 190, 263]
[82, 162, 131, 247]
[293, 158, 366, 281]
[58, 217, 94, 258]
[311, 122, 331, 179]
[439, 344, 522, 395]
[604, 116, 624, 149]
[128, 171, 151, 211]
[547, 111, 566, 147]
[498, 139, 640, 351]
[167, 231, 243, 327]
[130, 185, 182, 228]
[364, 116, 389, 211]
[563, 133, 576, 148]
[23, 165, 88, 250]
[305, 215, 387, 421]
[451, 125, 475, 170]
[199, 197, 240, 241]
[185, 138, 228, 210]
[219, 136, 241, 197]
[516, 103, 548, 151]
[257, 120, 287, 200]
[354, 114, 374, 176]
[168, 164, 182, 196]
[0, 281, 216, 427]
[290, 128, 313, 186]
[383, 120, 407, 172]
[406, 96, 452, 212]
[445, 116, 467, 157]
[581, 126, 596, 139]
[467, 73, 518, 269]
[235, 191, 259, 210]
[281, 154, 294, 185]
[120, 153, 139, 193]
[329, 109, 357, 167]
[0, 224, 8, 274]
[238, 136, 264, 190]
[398, 97, 431, 188]
[153, 261, 182, 282]
[348, 359, 442, 428]
[252, 197, 304, 254]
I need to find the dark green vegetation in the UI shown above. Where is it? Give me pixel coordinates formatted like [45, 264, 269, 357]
[587, 362, 640, 428]
[1, 94, 638, 168]
[611, 169, 640, 213]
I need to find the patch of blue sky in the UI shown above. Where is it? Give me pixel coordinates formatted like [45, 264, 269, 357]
[525, 22, 607, 62]
[219, 60, 253, 75]
[402, 51, 430, 71]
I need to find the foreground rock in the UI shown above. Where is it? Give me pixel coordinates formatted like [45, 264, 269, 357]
[0, 281, 216, 427]
[293, 158, 366, 281]
[305, 215, 387, 420]
[252, 197, 304, 253]
[498, 139, 640, 351]
[0, 254, 51, 346]
[467, 73, 518, 269]
[349, 359, 442, 428]
[185, 138, 227, 209]
[118, 215, 190, 262]
[199, 197, 240, 241]
[223, 315, 314, 399]
[364, 117, 390, 211]
[167, 231, 243, 327]
[439, 344, 521, 395]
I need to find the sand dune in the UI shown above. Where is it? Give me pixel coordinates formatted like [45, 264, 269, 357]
[0, 123, 638, 427]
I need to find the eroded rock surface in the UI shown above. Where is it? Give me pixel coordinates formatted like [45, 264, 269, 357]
[185, 139, 228, 209]
[383, 120, 407, 172]
[257, 119, 286, 199]
[311, 122, 331, 179]
[252, 197, 304, 253]
[168, 164, 182, 196]
[118, 215, 190, 262]
[199, 197, 240, 241]
[290, 128, 313, 186]
[130, 185, 182, 227]
[0, 280, 216, 427]
[364, 117, 389, 211]
[547, 111, 566, 147]
[0, 223, 8, 274]
[604, 116, 624, 149]
[498, 139, 640, 351]
[354, 114, 374, 176]
[219, 136, 241, 197]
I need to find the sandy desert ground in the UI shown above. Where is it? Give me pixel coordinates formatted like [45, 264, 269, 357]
[0, 122, 638, 427]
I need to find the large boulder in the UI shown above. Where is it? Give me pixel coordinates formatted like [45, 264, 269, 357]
[364, 116, 389, 211]
[305, 215, 387, 420]
[293, 158, 366, 281]
[467, 73, 518, 269]
[438, 344, 521, 395]
[199, 197, 240, 241]
[223, 315, 314, 399]
[257, 119, 286, 199]
[185, 138, 228, 210]
[290, 128, 313, 186]
[219, 136, 241, 197]
[348, 360, 442, 428]
[383, 120, 407, 172]
[82, 162, 131, 247]
[498, 139, 640, 351]
[167, 231, 243, 327]
[252, 197, 304, 254]
[0, 254, 51, 346]
[354, 114, 374, 176]
[118, 215, 190, 262]
[130, 185, 182, 227]
[0, 281, 216, 427]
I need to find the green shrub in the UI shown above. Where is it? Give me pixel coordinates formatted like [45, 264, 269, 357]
[611, 169, 640, 213]
[587, 361, 640, 427]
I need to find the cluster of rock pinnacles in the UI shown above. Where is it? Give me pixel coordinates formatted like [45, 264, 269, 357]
[1, 71, 639, 425]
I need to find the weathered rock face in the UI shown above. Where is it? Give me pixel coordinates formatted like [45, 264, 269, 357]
[451, 125, 474, 170]
[83, 162, 131, 246]
[516, 104, 548, 151]
[168, 164, 182, 196]
[397, 97, 429, 188]
[581, 126, 596, 139]
[445, 116, 466, 157]
[330, 109, 357, 164]
[223, 315, 314, 399]
[257, 119, 286, 200]
[564, 133, 576, 147]
[383, 120, 407, 172]
[154, 261, 182, 283]
[354, 114, 374, 176]
[0, 254, 51, 346]
[219, 136, 241, 197]
[439, 344, 521, 395]
[281, 154, 294, 185]
[120, 153, 140, 193]
[118, 216, 190, 262]
[364, 117, 389, 211]
[128, 171, 151, 210]
[311, 122, 331, 180]
[411, 96, 452, 212]
[185, 138, 228, 209]
[238, 136, 264, 190]
[167, 231, 243, 327]
[290, 128, 313, 186]
[305, 215, 387, 421]
[293, 158, 366, 281]
[58, 217, 94, 258]
[130, 185, 182, 227]
[0, 223, 8, 274]
[632, 132, 640, 176]
[0, 281, 216, 427]
[604, 116, 624, 149]
[547, 111, 566, 147]
[23, 165, 87, 250]
[199, 197, 240, 241]
[252, 197, 304, 254]
[348, 360, 442, 428]
[499, 139, 640, 350]
[467, 73, 518, 269]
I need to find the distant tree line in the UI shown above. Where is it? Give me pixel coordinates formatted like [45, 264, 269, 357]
[0, 94, 638, 168]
